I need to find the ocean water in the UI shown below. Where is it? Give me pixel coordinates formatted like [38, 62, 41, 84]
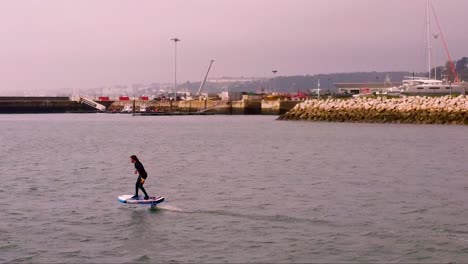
[0, 114, 467, 263]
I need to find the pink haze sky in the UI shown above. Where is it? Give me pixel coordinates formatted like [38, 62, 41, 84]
[0, 0, 467, 94]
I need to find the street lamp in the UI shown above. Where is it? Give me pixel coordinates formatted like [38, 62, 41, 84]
[171, 37, 180, 101]
[272, 70, 278, 93]
[449, 81, 452, 96]
[317, 79, 321, 99]
[433, 34, 439, 79]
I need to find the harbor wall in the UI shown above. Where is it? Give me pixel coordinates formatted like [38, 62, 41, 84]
[0, 97, 304, 115]
[108, 100, 222, 113]
[0, 97, 97, 113]
[261, 100, 302, 115]
[278, 95, 468, 125]
[108, 99, 295, 115]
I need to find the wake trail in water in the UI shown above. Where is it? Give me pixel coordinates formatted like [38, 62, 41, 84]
[193, 209, 332, 226]
[157, 204, 330, 225]
[157, 204, 185, 212]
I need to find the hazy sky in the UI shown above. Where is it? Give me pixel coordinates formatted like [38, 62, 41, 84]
[0, 0, 467, 94]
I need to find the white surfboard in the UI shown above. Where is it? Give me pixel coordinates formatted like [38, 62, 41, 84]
[118, 195, 165, 205]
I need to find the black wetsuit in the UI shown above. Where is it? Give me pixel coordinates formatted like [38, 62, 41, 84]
[134, 161, 149, 198]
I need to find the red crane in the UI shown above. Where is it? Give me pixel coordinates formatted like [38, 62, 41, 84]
[430, 1, 460, 84]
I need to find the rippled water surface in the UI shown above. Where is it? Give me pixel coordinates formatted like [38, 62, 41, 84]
[1, 114, 467, 263]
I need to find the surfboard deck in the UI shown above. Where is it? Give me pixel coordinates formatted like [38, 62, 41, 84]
[118, 195, 165, 205]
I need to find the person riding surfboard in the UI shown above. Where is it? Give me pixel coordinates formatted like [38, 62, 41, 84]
[130, 155, 149, 200]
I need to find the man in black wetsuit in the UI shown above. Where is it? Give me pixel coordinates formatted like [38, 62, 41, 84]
[130, 155, 149, 200]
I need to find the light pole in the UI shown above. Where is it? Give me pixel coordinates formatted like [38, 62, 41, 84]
[433, 34, 439, 79]
[272, 70, 278, 93]
[171, 38, 180, 101]
[449, 81, 452, 96]
[317, 79, 321, 99]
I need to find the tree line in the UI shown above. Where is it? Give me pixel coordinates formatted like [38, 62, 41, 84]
[433, 57, 468, 82]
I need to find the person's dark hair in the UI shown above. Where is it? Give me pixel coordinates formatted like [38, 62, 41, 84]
[130, 155, 140, 162]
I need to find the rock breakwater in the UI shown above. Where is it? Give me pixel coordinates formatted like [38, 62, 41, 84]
[278, 95, 468, 125]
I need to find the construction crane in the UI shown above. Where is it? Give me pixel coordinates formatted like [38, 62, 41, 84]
[196, 60, 214, 96]
[430, 1, 460, 83]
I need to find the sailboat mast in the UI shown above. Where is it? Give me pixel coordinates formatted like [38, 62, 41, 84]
[426, 0, 432, 79]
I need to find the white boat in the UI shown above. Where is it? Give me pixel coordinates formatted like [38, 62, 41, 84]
[139, 103, 148, 112]
[375, 86, 404, 96]
[402, 77, 464, 95]
[121, 105, 133, 113]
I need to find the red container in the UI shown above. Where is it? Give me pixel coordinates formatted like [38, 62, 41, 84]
[140, 96, 149, 101]
[119, 96, 130, 101]
[98, 96, 110, 101]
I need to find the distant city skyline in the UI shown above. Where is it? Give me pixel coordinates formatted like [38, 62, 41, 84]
[1, 0, 467, 95]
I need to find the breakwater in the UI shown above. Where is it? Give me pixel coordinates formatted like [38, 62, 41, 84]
[0, 97, 97, 113]
[278, 95, 468, 125]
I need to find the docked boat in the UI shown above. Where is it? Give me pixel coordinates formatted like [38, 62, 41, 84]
[121, 105, 133, 113]
[402, 77, 464, 95]
[375, 86, 404, 96]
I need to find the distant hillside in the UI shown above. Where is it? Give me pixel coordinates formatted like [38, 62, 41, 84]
[178, 71, 424, 94]
[178, 57, 468, 94]
[70, 57, 467, 96]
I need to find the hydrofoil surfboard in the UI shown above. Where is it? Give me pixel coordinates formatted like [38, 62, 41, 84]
[118, 195, 165, 206]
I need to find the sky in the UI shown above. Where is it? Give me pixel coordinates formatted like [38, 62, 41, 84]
[0, 0, 467, 95]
